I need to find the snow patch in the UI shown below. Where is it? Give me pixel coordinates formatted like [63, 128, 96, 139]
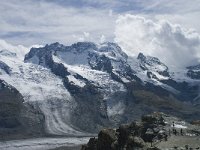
[67, 75, 86, 87]
[107, 102, 125, 117]
[56, 50, 89, 66]
[171, 121, 187, 129]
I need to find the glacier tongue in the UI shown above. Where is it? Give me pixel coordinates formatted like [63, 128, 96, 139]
[37, 99, 88, 136]
[0, 59, 71, 102]
[0, 49, 88, 136]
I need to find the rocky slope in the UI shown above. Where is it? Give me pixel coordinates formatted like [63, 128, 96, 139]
[81, 112, 200, 150]
[0, 79, 45, 140]
[0, 41, 200, 139]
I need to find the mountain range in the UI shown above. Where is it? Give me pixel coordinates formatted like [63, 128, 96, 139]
[0, 42, 200, 139]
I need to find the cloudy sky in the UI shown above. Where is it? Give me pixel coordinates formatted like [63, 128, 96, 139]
[0, 0, 200, 68]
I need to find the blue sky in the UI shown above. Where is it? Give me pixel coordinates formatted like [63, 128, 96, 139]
[0, 0, 199, 46]
[0, 0, 200, 68]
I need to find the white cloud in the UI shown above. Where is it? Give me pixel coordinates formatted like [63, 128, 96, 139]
[0, 0, 116, 46]
[71, 32, 92, 42]
[0, 39, 42, 59]
[114, 14, 200, 68]
[0, 39, 28, 59]
[100, 35, 106, 43]
[83, 32, 90, 38]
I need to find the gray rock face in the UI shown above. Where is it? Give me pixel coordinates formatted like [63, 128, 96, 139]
[0, 80, 23, 129]
[0, 79, 45, 140]
[0, 61, 11, 74]
[64, 79, 110, 132]
[137, 52, 170, 78]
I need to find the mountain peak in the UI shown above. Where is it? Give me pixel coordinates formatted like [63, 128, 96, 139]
[71, 42, 97, 51]
[48, 42, 63, 47]
[186, 64, 200, 79]
[137, 52, 165, 67]
[135, 52, 170, 79]
[137, 52, 146, 61]
[44, 42, 65, 51]
[0, 49, 17, 57]
[187, 64, 200, 70]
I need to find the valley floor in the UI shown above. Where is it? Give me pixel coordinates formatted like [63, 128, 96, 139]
[0, 137, 90, 150]
[156, 135, 200, 150]
[155, 115, 200, 149]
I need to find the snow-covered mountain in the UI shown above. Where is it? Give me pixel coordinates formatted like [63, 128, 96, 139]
[0, 41, 200, 138]
[129, 52, 200, 101]
[24, 42, 138, 129]
[0, 46, 87, 136]
[187, 64, 200, 80]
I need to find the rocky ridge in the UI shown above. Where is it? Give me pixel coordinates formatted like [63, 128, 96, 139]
[81, 112, 200, 150]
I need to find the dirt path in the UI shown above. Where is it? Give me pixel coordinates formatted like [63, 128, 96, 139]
[156, 135, 200, 149]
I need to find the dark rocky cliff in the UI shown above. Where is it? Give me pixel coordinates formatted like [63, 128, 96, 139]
[0, 79, 45, 140]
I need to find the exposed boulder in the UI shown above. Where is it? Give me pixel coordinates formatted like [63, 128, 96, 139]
[126, 136, 146, 149]
[82, 137, 98, 150]
[97, 129, 117, 150]
[141, 113, 166, 143]
[82, 113, 165, 150]
[141, 114, 165, 126]
[0, 60, 11, 74]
